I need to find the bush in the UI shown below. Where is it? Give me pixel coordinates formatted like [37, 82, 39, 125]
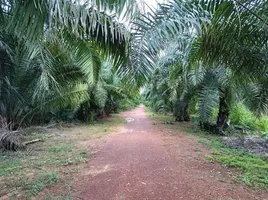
[230, 103, 258, 130]
[210, 107, 218, 122]
[118, 99, 139, 111]
[230, 103, 268, 133]
[257, 116, 268, 132]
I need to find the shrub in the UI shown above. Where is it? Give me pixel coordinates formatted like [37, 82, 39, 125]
[118, 99, 139, 111]
[257, 116, 268, 132]
[210, 107, 218, 122]
[230, 103, 258, 130]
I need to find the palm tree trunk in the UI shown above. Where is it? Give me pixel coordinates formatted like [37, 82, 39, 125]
[174, 101, 190, 122]
[183, 102, 190, 121]
[216, 96, 229, 134]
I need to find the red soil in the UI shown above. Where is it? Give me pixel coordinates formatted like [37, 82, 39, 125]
[73, 106, 268, 200]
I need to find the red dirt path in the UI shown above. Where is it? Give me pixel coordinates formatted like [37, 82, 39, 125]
[74, 106, 268, 200]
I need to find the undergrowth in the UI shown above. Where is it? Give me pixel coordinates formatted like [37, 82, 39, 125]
[202, 136, 268, 189]
[118, 99, 141, 112]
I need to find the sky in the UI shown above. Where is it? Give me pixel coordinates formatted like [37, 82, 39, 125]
[135, 0, 167, 16]
[78, 0, 167, 10]
[146, 0, 166, 8]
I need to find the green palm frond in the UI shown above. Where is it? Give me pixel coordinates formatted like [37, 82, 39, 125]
[128, 0, 206, 85]
[45, 83, 90, 112]
[195, 0, 268, 77]
[198, 68, 221, 122]
[244, 81, 268, 117]
[19, 82, 90, 126]
[93, 82, 108, 108]
[1, 0, 129, 59]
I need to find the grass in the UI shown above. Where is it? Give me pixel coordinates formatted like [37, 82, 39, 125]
[146, 108, 268, 190]
[203, 138, 268, 189]
[23, 172, 60, 196]
[0, 114, 126, 199]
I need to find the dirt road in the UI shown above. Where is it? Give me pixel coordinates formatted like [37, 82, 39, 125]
[74, 106, 267, 200]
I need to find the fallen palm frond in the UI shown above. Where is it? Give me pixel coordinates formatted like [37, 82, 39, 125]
[0, 130, 22, 151]
[0, 125, 50, 151]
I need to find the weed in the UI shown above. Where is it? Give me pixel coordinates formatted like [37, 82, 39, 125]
[196, 138, 204, 144]
[218, 178, 226, 182]
[79, 150, 89, 158]
[23, 172, 59, 195]
[204, 155, 214, 162]
[48, 145, 73, 153]
[211, 148, 221, 155]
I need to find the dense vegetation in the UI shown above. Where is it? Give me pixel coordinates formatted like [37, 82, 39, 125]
[0, 0, 137, 130]
[0, 0, 268, 150]
[140, 0, 268, 136]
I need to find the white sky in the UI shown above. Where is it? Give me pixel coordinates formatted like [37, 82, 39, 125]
[135, 0, 167, 17]
[79, 0, 168, 25]
[79, 0, 166, 7]
[146, 0, 166, 9]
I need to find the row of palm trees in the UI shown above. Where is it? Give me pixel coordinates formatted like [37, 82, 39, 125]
[0, 0, 268, 135]
[141, 0, 268, 134]
[0, 0, 140, 130]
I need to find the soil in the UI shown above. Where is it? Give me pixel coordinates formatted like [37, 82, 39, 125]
[72, 106, 268, 200]
[222, 136, 268, 157]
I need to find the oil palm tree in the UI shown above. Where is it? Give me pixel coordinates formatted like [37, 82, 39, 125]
[191, 0, 268, 132]
[0, 0, 134, 130]
[135, 0, 268, 134]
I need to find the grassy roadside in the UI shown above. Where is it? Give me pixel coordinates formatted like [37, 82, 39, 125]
[145, 108, 268, 190]
[0, 114, 126, 199]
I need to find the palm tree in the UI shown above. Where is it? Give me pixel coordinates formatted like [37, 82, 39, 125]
[0, 0, 132, 131]
[136, 0, 268, 133]
[191, 0, 268, 131]
[76, 58, 130, 121]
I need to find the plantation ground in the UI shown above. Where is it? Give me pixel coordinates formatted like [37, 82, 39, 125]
[1, 106, 268, 199]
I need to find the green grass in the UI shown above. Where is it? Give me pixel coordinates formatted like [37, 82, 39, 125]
[189, 129, 268, 189]
[118, 99, 140, 112]
[23, 172, 60, 196]
[0, 114, 125, 199]
[48, 145, 73, 153]
[203, 138, 268, 189]
[145, 107, 172, 121]
[146, 108, 268, 189]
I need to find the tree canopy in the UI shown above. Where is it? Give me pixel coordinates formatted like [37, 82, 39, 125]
[0, 0, 268, 137]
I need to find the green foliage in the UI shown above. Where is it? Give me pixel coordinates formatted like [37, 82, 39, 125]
[256, 117, 268, 133]
[118, 99, 140, 111]
[1, 0, 268, 154]
[229, 103, 268, 132]
[189, 96, 198, 115]
[230, 103, 258, 129]
[205, 138, 268, 189]
[138, 0, 268, 135]
[23, 172, 60, 195]
[0, 0, 132, 131]
[210, 107, 218, 122]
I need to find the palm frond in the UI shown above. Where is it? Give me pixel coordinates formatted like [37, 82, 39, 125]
[2, 0, 128, 57]
[128, 0, 206, 84]
[198, 68, 221, 122]
[94, 82, 108, 108]
[244, 81, 268, 117]
[194, 0, 268, 77]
